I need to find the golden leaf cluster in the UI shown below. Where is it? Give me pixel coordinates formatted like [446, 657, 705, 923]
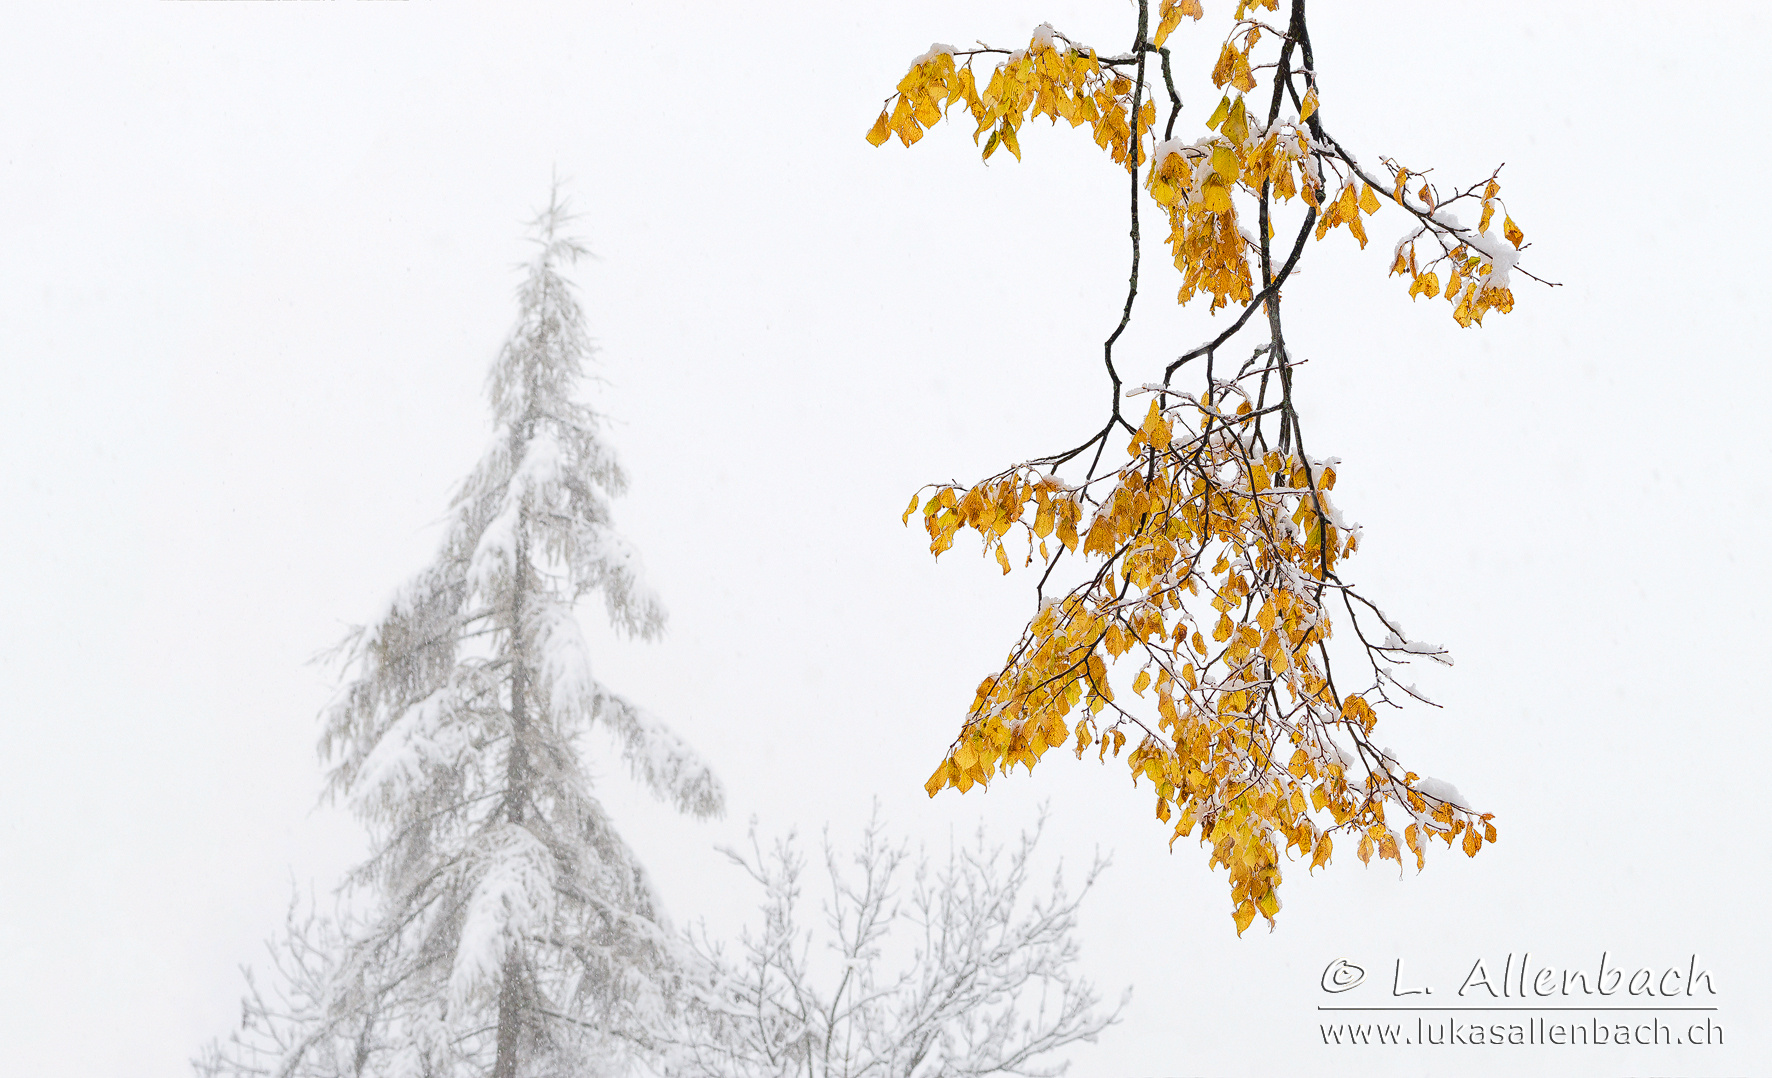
[906, 399, 1495, 932]
[1385, 174, 1524, 327]
[866, 31, 1156, 168]
[869, 1, 1524, 933]
[1151, 0, 1206, 49]
[867, 10, 1536, 331]
[1208, 18, 1264, 94]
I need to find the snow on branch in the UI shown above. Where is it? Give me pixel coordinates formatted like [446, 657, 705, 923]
[591, 687, 724, 821]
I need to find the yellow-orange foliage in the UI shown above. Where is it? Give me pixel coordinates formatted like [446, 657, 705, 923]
[871, 1, 1530, 933]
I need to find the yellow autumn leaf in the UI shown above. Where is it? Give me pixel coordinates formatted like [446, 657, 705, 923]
[890, 96, 923, 146]
[1230, 51, 1256, 93]
[1211, 44, 1237, 88]
[1298, 86, 1318, 124]
[866, 109, 892, 147]
[1211, 144, 1241, 183]
[1138, 398, 1165, 443]
[1232, 900, 1256, 935]
[1223, 97, 1249, 146]
[1205, 94, 1231, 131]
[1404, 823, 1425, 869]
[1336, 182, 1359, 220]
[1153, 0, 1203, 48]
[1201, 174, 1233, 213]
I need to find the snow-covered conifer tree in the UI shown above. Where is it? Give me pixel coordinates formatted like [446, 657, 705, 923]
[199, 189, 722, 1078]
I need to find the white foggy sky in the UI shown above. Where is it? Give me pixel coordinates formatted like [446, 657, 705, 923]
[1, 2, 1767, 1076]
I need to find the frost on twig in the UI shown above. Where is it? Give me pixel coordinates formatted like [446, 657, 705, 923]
[653, 808, 1125, 1078]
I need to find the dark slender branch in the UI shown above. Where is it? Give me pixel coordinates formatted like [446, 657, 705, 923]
[1164, 205, 1316, 383]
[1101, 2, 1152, 432]
[1268, 5, 1300, 127]
[1032, 419, 1114, 470]
[1156, 47, 1182, 140]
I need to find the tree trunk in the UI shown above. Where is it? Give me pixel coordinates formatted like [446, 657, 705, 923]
[492, 948, 525, 1078]
[494, 516, 532, 1078]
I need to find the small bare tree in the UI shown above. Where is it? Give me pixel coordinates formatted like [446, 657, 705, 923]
[197, 896, 374, 1078]
[655, 812, 1124, 1078]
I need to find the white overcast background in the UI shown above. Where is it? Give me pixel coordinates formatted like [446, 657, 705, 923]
[2, 2, 1767, 1076]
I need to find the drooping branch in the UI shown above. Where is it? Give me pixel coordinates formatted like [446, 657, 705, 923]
[873, 0, 1524, 934]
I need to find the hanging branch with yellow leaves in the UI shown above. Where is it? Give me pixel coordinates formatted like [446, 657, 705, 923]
[869, 0, 1551, 935]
